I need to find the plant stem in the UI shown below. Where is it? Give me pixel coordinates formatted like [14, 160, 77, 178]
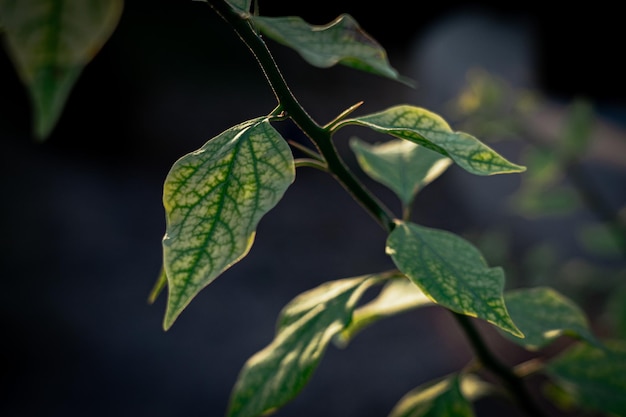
[452, 312, 549, 417]
[206, 0, 396, 232]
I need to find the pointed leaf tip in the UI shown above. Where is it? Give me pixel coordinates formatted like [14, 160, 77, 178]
[162, 118, 294, 329]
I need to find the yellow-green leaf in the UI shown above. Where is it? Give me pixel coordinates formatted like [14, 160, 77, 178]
[162, 117, 295, 330]
[389, 375, 475, 417]
[349, 138, 452, 206]
[501, 287, 602, 350]
[252, 14, 411, 84]
[227, 275, 381, 417]
[0, 0, 123, 140]
[335, 275, 432, 346]
[386, 221, 522, 337]
[545, 340, 626, 416]
[339, 105, 526, 176]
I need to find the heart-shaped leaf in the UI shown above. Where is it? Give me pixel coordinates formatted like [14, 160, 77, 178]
[339, 105, 526, 176]
[162, 117, 294, 329]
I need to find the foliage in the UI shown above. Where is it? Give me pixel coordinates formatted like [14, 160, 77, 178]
[2, 1, 625, 417]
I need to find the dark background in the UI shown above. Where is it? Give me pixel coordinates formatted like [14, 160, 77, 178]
[1, 1, 624, 417]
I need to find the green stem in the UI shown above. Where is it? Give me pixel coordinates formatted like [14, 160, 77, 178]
[452, 312, 549, 417]
[206, 0, 396, 232]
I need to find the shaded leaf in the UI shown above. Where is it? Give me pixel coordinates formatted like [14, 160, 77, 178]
[509, 186, 580, 218]
[545, 340, 626, 416]
[336, 275, 432, 346]
[339, 105, 526, 176]
[252, 14, 411, 84]
[388, 375, 474, 417]
[349, 138, 452, 206]
[386, 221, 522, 337]
[0, 0, 123, 140]
[227, 275, 381, 417]
[560, 99, 594, 160]
[162, 117, 294, 330]
[501, 287, 602, 350]
[578, 222, 624, 259]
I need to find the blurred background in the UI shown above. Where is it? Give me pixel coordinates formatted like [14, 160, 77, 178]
[1, 1, 625, 416]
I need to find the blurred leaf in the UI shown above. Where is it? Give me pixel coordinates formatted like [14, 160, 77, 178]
[501, 287, 602, 350]
[162, 118, 295, 330]
[227, 275, 381, 417]
[509, 186, 580, 218]
[560, 99, 594, 160]
[604, 284, 626, 338]
[252, 14, 412, 85]
[335, 276, 432, 346]
[578, 222, 624, 259]
[349, 138, 452, 206]
[388, 375, 475, 417]
[545, 340, 626, 417]
[386, 221, 523, 337]
[147, 267, 167, 305]
[340, 105, 526, 176]
[0, 0, 123, 140]
[520, 147, 562, 187]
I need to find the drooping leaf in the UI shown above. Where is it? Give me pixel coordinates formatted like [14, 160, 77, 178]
[0, 0, 123, 140]
[162, 117, 295, 330]
[349, 138, 452, 206]
[251, 14, 411, 85]
[227, 275, 382, 417]
[388, 375, 475, 417]
[335, 275, 432, 346]
[545, 340, 626, 416]
[386, 221, 522, 337]
[501, 287, 602, 350]
[339, 105, 526, 176]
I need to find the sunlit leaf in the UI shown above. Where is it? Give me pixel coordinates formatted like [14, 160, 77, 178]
[227, 275, 381, 417]
[339, 105, 525, 176]
[501, 287, 602, 350]
[335, 275, 432, 346]
[349, 138, 452, 206]
[388, 375, 475, 417]
[162, 117, 295, 330]
[252, 14, 411, 84]
[545, 340, 626, 416]
[386, 221, 522, 337]
[0, 0, 123, 140]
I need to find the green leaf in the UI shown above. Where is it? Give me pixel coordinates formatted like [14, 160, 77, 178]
[545, 340, 626, 416]
[509, 186, 580, 218]
[162, 117, 295, 330]
[501, 287, 602, 350]
[349, 138, 452, 206]
[339, 105, 526, 176]
[336, 275, 432, 346]
[560, 98, 594, 160]
[388, 375, 475, 417]
[252, 14, 411, 85]
[0, 0, 123, 140]
[605, 283, 626, 338]
[386, 221, 522, 337]
[227, 275, 381, 417]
